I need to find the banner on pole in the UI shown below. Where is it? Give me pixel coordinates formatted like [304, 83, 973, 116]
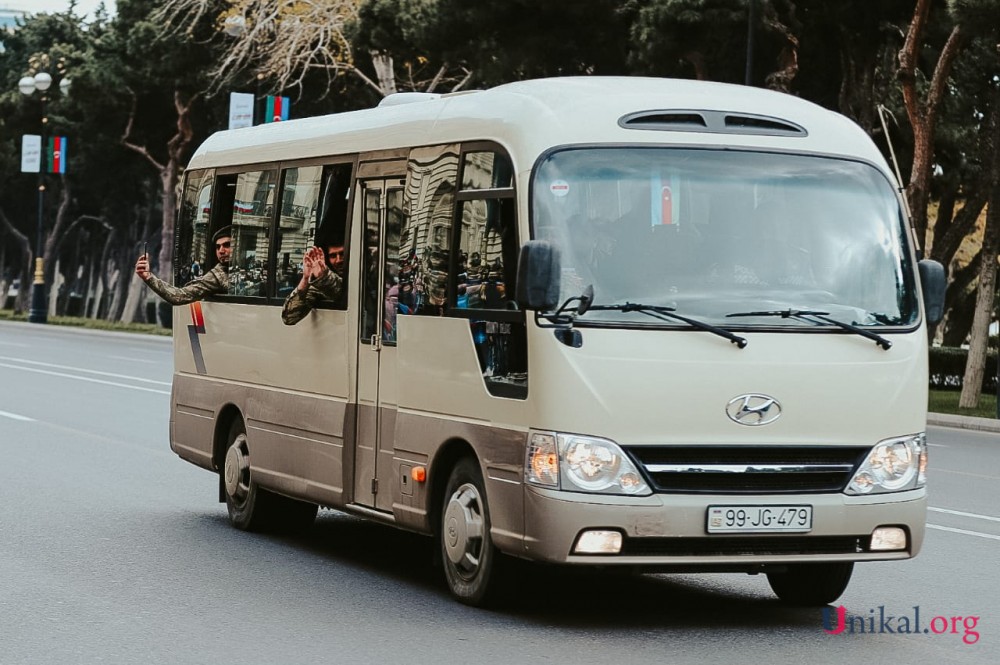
[21, 134, 41, 173]
[47, 136, 67, 174]
[265, 95, 290, 123]
[228, 92, 255, 129]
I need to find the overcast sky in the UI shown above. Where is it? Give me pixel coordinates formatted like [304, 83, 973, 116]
[3, 1, 117, 19]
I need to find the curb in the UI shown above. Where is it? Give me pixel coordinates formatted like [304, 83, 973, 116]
[928, 412, 1000, 433]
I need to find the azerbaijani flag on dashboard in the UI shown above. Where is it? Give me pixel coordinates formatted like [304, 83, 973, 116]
[47, 136, 67, 174]
[265, 96, 290, 123]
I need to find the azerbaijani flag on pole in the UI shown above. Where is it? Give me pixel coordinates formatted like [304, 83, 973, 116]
[265, 96, 290, 123]
[47, 136, 67, 174]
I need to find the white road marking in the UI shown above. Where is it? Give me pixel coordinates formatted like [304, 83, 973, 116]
[0, 362, 170, 395]
[108, 355, 158, 364]
[927, 524, 1000, 541]
[929, 507, 1000, 522]
[927, 443, 949, 448]
[0, 409, 35, 422]
[0, 355, 170, 386]
[934, 468, 1000, 481]
[0, 341, 29, 347]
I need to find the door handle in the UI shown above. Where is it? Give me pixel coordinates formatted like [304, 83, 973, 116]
[370, 334, 381, 351]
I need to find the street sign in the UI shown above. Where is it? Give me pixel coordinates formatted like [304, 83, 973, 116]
[21, 134, 41, 173]
[229, 92, 255, 130]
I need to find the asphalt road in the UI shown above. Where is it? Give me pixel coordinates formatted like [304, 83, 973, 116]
[0, 320, 996, 664]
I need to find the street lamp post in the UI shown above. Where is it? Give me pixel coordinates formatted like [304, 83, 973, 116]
[18, 70, 70, 324]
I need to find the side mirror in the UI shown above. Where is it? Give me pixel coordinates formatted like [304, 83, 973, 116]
[515, 240, 561, 311]
[918, 259, 945, 325]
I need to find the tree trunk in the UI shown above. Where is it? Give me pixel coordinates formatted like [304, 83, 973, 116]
[42, 180, 72, 289]
[120, 273, 148, 323]
[47, 259, 63, 318]
[761, 1, 800, 93]
[107, 266, 129, 322]
[958, 86, 1000, 408]
[0, 206, 33, 313]
[898, 5, 966, 245]
[958, 202, 1000, 407]
[371, 51, 398, 95]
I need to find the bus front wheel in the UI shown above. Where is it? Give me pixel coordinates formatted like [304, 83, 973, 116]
[222, 418, 317, 532]
[766, 562, 854, 606]
[440, 457, 500, 606]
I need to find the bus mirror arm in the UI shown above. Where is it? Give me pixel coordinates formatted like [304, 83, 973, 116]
[918, 259, 945, 325]
[516, 241, 562, 311]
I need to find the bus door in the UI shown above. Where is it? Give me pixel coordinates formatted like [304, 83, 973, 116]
[354, 176, 405, 511]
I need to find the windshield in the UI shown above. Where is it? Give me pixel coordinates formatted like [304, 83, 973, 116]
[531, 148, 918, 329]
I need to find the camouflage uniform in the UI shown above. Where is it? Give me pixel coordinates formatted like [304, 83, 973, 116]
[281, 270, 344, 325]
[143, 264, 229, 305]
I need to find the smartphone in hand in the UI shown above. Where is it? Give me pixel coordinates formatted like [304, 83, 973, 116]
[143, 242, 147, 258]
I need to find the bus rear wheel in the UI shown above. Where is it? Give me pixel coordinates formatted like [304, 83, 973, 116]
[440, 457, 500, 606]
[222, 418, 317, 532]
[767, 562, 854, 606]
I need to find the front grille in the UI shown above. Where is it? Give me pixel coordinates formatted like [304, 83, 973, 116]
[620, 535, 870, 557]
[624, 445, 869, 494]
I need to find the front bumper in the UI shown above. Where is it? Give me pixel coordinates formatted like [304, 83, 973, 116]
[520, 486, 926, 567]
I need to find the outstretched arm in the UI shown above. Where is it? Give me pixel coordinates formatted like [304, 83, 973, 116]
[138, 256, 227, 306]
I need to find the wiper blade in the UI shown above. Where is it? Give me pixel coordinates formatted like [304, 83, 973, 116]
[590, 302, 748, 349]
[726, 309, 891, 350]
[727, 309, 830, 319]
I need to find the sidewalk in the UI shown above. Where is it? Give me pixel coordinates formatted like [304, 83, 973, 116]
[928, 412, 1000, 433]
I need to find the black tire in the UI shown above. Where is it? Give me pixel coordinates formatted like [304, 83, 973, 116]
[767, 562, 854, 606]
[222, 417, 317, 533]
[439, 457, 501, 606]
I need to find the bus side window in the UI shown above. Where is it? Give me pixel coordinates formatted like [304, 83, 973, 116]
[456, 199, 516, 310]
[174, 169, 213, 286]
[275, 165, 322, 300]
[228, 170, 277, 298]
[400, 146, 460, 317]
[453, 148, 526, 399]
[313, 163, 352, 308]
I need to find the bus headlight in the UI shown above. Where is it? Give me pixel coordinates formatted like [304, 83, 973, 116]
[526, 431, 651, 496]
[845, 433, 927, 495]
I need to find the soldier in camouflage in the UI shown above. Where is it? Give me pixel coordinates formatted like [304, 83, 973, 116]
[281, 243, 345, 325]
[135, 226, 232, 305]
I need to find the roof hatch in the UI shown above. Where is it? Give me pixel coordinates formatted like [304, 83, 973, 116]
[619, 110, 807, 137]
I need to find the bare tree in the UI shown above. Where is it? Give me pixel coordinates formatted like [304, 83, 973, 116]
[154, 0, 470, 98]
[119, 89, 198, 322]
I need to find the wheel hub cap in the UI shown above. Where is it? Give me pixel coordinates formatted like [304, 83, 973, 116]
[443, 484, 484, 569]
[224, 442, 248, 498]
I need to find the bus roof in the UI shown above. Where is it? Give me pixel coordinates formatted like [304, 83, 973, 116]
[188, 77, 890, 175]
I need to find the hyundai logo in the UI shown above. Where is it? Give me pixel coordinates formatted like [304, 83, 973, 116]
[726, 394, 781, 426]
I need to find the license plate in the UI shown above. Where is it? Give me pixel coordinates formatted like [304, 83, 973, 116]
[707, 505, 812, 533]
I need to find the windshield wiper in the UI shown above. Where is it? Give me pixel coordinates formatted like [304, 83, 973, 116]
[726, 309, 892, 350]
[589, 302, 748, 349]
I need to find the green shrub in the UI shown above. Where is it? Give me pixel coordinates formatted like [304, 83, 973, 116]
[929, 346, 998, 392]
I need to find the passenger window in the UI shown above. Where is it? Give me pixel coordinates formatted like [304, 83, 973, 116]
[229, 169, 278, 298]
[275, 163, 354, 305]
[453, 145, 525, 399]
[400, 145, 459, 316]
[461, 151, 513, 190]
[313, 163, 352, 307]
[175, 169, 213, 285]
[275, 165, 321, 298]
[456, 199, 516, 310]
